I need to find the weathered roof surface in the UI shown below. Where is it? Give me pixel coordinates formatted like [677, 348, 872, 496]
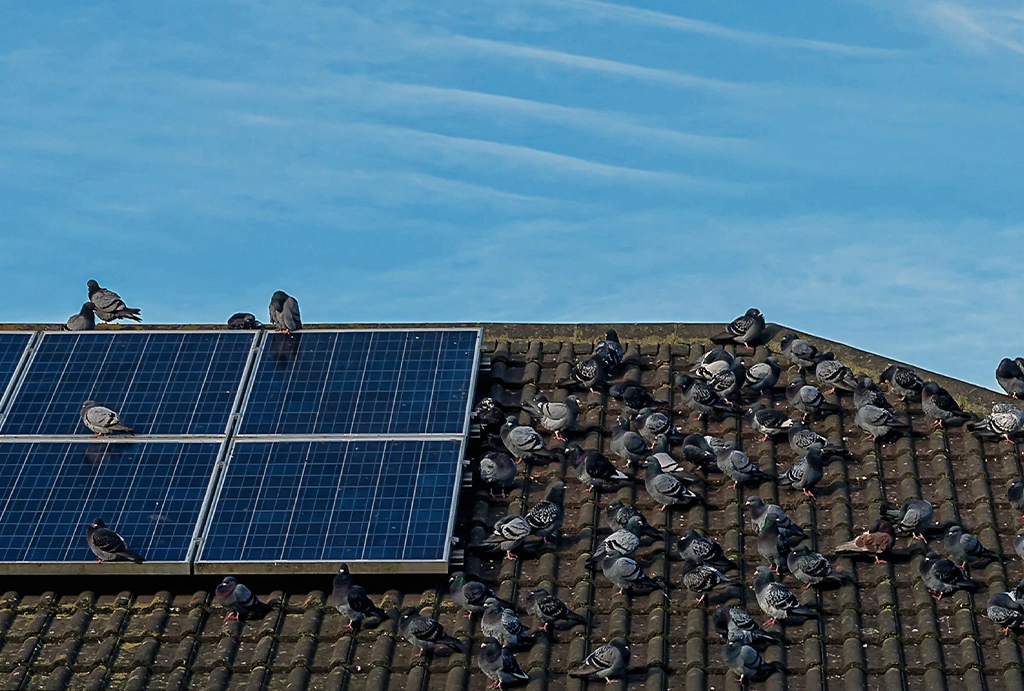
[0, 322, 1021, 691]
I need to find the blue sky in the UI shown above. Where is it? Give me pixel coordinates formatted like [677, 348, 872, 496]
[1, 1, 1022, 388]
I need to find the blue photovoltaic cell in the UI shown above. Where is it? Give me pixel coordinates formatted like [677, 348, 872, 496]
[0, 442, 219, 563]
[0, 334, 32, 405]
[1, 331, 254, 436]
[199, 440, 460, 563]
[238, 330, 478, 436]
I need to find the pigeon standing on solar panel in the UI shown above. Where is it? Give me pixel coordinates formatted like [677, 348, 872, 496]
[215, 576, 271, 621]
[80, 401, 134, 436]
[227, 312, 261, 329]
[64, 302, 96, 331]
[86, 280, 142, 322]
[330, 563, 387, 630]
[268, 290, 301, 333]
[711, 308, 766, 350]
[86, 518, 145, 563]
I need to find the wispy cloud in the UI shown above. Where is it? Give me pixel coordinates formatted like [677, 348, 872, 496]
[920, 1, 1024, 54]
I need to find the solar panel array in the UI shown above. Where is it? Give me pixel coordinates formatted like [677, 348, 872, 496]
[0, 328, 479, 575]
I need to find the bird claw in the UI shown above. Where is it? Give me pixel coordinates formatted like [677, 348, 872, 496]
[764, 618, 776, 627]
[874, 557, 887, 564]
[505, 551, 518, 561]
[802, 489, 816, 498]
[694, 594, 706, 604]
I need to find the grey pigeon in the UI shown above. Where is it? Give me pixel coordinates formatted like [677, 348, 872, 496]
[601, 555, 666, 595]
[636, 409, 680, 446]
[522, 394, 580, 441]
[707, 361, 745, 401]
[527, 587, 587, 632]
[80, 401, 134, 436]
[268, 290, 301, 332]
[609, 415, 648, 466]
[64, 302, 96, 331]
[649, 435, 701, 480]
[943, 525, 998, 570]
[921, 382, 972, 428]
[745, 356, 782, 394]
[745, 496, 808, 543]
[606, 499, 661, 539]
[717, 448, 775, 489]
[835, 519, 897, 563]
[477, 637, 528, 688]
[586, 516, 643, 567]
[681, 433, 719, 473]
[690, 347, 734, 380]
[778, 447, 826, 498]
[401, 608, 463, 656]
[675, 374, 740, 419]
[215, 576, 270, 621]
[593, 329, 625, 372]
[756, 514, 792, 573]
[474, 398, 510, 435]
[711, 308, 766, 349]
[644, 457, 702, 511]
[919, 551, 978, 600]
[1016, 532, 1024, 562]
[712, 608, 780, 650]
[482, 515, 532, 560]
[1009, 478, 1024, 521]
[479, 452, 517, 497]
[86, 518, 145, 564]
[227, 312, 260, 329]
[855, 404, 911, 439]
[745, 403, 794, 442]
[968, 403, 1024, 443]
[879, 364, 925, 401]
[787, 420, 842, 456]
[883, 499, 934, 542]
[680, 557, 732, 603]
[569, 637, 630, 682]
[330, 563, 387, 630]
[787, 545, 845, 588]
[86, 280, 142, 322]
[558, 356, 609, 393]
[567, 445, 628, 492]
[449, 571, 505, 617]
[722, 640, 779, 683]
[988, 592, 1024, 634]
[526, 481, 565, 543]
[481, 598, 534, 648]
[814, 356, 857, 394]
[500, 416, 555, 462]
[786, 377, 841, 421]
[854, 375, 892, 410]
[779, 333, 828, 371]
[678, 529, 737, 572]
[753, 566, 817, 626]
[997, 358, 1024, 399]
[608, 382, 667, 417]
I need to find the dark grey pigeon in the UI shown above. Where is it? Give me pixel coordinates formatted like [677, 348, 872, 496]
[711, 308, 766, 349]
[522, 394, 580, 441]
[481, 598, 534, 649]
[778, 447, 826, 498]
[593, 329, 625, 373]
[968, 404, 1024, 443]
[569, 637, 630, 683]
[681, 433, 720, 473]
[268, 290, 301, 332]
[567, 445, 628, 492]
[608, 382, 667, 417]
[787, 420, 842, 456]
[478, 637, 528, 688]
[680, 557, 732, 603]
[80, 401, 134, 436]
[649, 436, 701, 480]
[527, 587, 587, 632]
[526, 481, 565, 543]
[707, 361, 745, 401]
[86, 279, 142, 322]
[745, 403, 794, 442]
[753, 566, 817, 627]
[605, 499, 661, 539]
[922, 382, 972, 428]
[643, 457, 702, 511]
[756, 514, 791, 573]
[745, 356, 782, 394]
[779, 333, 828, 371]
[787, 545, 845, 588]
[675, 374, 740, 419]
[854, 375, 892, 410]
[855, 404, 911, 440]
[814, 356, 857, 394]
[786, 377, 841, 421]
[919, 551, 978, 600]
[721, 640, 779, 683]
[64, 302, 96, 331]
[834, 520, 897, 563]
[449, 571, 506, 617]
[330, 563, 386, 630]
[500, 416, 555, 462]
[879, 364, 925, 401]
[988, 592, 1024, 634]
[884, 499, 934, 542]
[586, 516, 643, 567]
[712, 607, 780, 650]
[401, 608, 463, 656]
[997, 358, 1024, 399]
[1009, 478, 1024, 521]
[745, 497, 807, 543]
[479, 452, 517, 497]
[87, 518, 145, 564]
[227, 312, 260, 329]
[678, 529, 737, 572]
[601, 555, 666, 595]
[558, 356, 609, 393]
[717, 448, 775, 489]
[636, 409, 680, 446]
[482, 514, 532, 560]
[943, 525, 998, 570]
[690, 347, 734, 381]
[609, 415, 648, 467]
[215, 576, 270, 621]
[474, 398, 509, 435]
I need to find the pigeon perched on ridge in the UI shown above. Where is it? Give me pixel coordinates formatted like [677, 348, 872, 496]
[879, 364, 925, 401]
[608, 382, 666, 417]
[567, 445, 628, 492]
[778, 447, 827, 498]
[786, 378, 841, 421]
[482, 515, 532, 560]
[943, 525, 999, 570]
[779, 333, 829, 371]
[997, 358, 1024, 399]
[86, 280, 142, 322]
[815, 356, 857, 394]
[987, 592, 1024, 634]
[834, 519, 896, 563]
[722, 640, 780, 683]
[80, 401, 134, 436]
[968, 404, 1024, 443]
[479, 452, 517, 497]
[401, 608, 463, 656]
[501, 416, 557, 462]
[787, 420, 842, 456]
[558, 357, 609, 393]
[481, 598, 534, 648]
[717, 448, 775, 489]
[606, 499, 661, 539]
[712, 608, 780, 650]
[921, 382, 972, 428]
[711, 308, 766, 350]
[64, 302, 96, 331]
[527, 587, 587, 632]
[601, 555, 666, 595]
[569, 637, 630, 683]
[593, 329, 625, 372]
[478, 637, 528, 688]
[215, 576, 270, 621]
[526, 481, 565, 542]
[745, 497, 807, 543]
[227, 312, 260, 329]
[330, 563, 387, 630]
[609, 415, 648, 467]
[745, 356, 782, 395]
[854, 375, 892, 410]
[787, 545, 846, 588]
[268, 290, 301, 332]
[680, 557, 732, 603]
[678, 530, 738, 572]
[86, 518, 145, 564]
[643, 457, 703, 511]
[753, 566, 817, 626]
[522, 394, 580, 441]
[449, 571, 508, 617]
[855, 404, 911, 440]
[587, 517, 643, 567]
[1008, 478, 1024, 521]
[884, 499, 935, 542]
[674, 374, 740, 419]
[745, 403, 794, 442]
[919, 551, 978, 600]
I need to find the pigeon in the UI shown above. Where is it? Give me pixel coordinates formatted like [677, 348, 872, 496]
[477, 637, 528, 688]
[649, 436, 701, 481]
[787, 420, 843, 456]
[644, 457, 702, 511]
[711, 308, 766, 349]
[215, 576, 270, 621]
[815, 356, 858, 394]
[635, 409, 680, 446]
[606, 499, 661, 539]
[522, 394, 580, 441]
[675, 374, 740, 419]
[919, 551, 978, 600]
[609, 415, 649, 467]
[227, 312, 260, 329]
[1009, 478, 1024, 521]
[569, 637, 630, 683]
[997, 358, 1024, 399]
[481, 598, 534, 648]
[474, 398, 510, 435]
[778, 447, 827, 498]
[854, 375, 892, 410]
[401, 608, 463, 656]
[567, 445, 628, 492]
[559, 357, 609, 393]
[330, 563, 388, 630]
[1015, 532, 1024, 563]
[745, 497, 808, 543]
[855, 404, 911, 440]
[884, 499, 935, 542]
[786, 378, 841, 421]
[835, 520, 897, 563]
[680, 558, 732, 603]
[479, 452, 517, 497]
[721, 640, 780, 683]
[879, 365, 925, 402]
[779, 333, 829, 371]
[482, 515, 533, 560]
[86, 518, 145, 563]
[586, 517, 643, 566]
[712, 608, 780, 650]
[500, 416, 556, 462]
[943, 525, 999, 570]
[526, 481, 565, 542]
[608, 382, 667, 417]
[601, 555, 666, 595]
[717, 448, 775, 489]
[753, 566, 817, 627]
[593, 329, 625, 373]
[745, 404, 794, 442]
[756, 514, 792, 573]
[86, 280, 142, 322]
[987, 592, 1024, 634]
[787, 545, 846, 588]
[968, 404, 1024, 443]
[527, 587, 587, 632]
[678, 529, 737, 572]
[707, 361, 745, 401]
[268, 290, 301, 332]
[745, 356, 782, 394]
[64, 302, 96, 331]
[80, 401, 134, 436]
[921, 382, 972, 428]
[449, 572, 506, 617]
[690, 347, 734, 380]
[680, 434, 719, 473]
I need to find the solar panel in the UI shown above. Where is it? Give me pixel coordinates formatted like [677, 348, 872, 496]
[0, 331, 256, 437]
[237, 329, 480, 436]
[0, 441, 221, 573]
[0, 333, 33, 414]
[195, 439, 462, 571]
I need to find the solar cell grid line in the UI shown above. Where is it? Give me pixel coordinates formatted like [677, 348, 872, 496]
[0, 331, 256, 437]
[0, 333, 35, 415]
